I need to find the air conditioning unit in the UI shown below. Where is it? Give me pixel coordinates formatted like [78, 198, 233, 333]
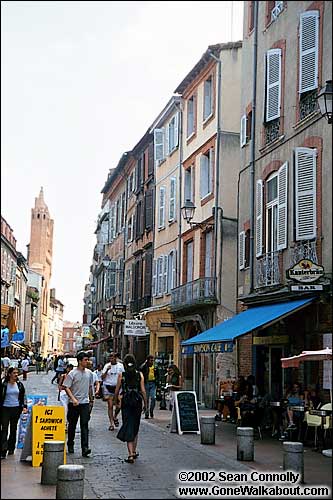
[271, 1, 283, 21]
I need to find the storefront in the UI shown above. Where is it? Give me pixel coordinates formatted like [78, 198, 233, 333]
[144, 306, 179, 369]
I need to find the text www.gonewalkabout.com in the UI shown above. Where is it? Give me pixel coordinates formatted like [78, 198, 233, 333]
[176, 470, 331, 498]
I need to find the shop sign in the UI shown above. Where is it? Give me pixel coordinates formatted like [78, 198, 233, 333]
[181, 342, 233, 355]
[32, 405, 65, 467]
[160, 322, 175, 328]
[290, 284, 323, 291]
[1, 327, 9, 348]
[253, 335, 289, 345]
[287, 259, 324, 283]
[82, 325, 92, 339]
[124, 319, 147, 336]
[112, 305, 126, 324]
[12, 330, 25, 343]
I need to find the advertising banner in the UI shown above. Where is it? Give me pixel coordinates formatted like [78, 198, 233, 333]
[124, 319, 147, 336]
[32, 405, 66, 467]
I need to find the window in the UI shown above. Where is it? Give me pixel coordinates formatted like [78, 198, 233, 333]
[127, 214, 134, 243]
[184, 167, 193, 202]
[154, 128, 165, 164]
[265, 49, 282, 122]
[266, 173, 278, 254]
[268, 1, 284, 23]
[200, 149, 214, 199]
[299, 11, 319, 120]
[167, 250, 177, 292]
[158, 186, 166, 229]
[248, 1, 255, 32]
[125, 268, 131, 304]
[167, 113, 179, 154]
[157, 256, 164, 295]
[240, 111, 252, 147]
[185, 241, 194, 283]
[295, 148, 316, 241]
[169, 177, 176, 222]
[187, 95, 195, 137]
[66, 332, 70, 339]
[204, 231, 213, 277]
[203, 76, 213, 120]
[145, 189, 153, 230]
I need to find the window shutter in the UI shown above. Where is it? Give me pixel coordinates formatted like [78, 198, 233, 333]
[152, 259, 157, 297]
[266, 49, 281, 122]
[110, 261, 117, 297]
[200, 154, 209, 198]
[157, 256, 163, 295]
[163, 255, 168, 294]
[209, 148, 214, 194]
[174, 112, 179, 147]
[295, 148, 317, 241]
[159, 186, 165, 228]
[148, 141, 154, 176]
[239, 231, 246, 270]
[145, 189, 153, 230]
[169, 177, 176, 221]
[172, 249, 177, 289]
[256, 180, 263, 257]
[277, 161, 288, 250]
[154, 128, 164, 163]
[240, 114, 247, 147]
[299, 11, 319, 94]
[165, 124, 169, 156]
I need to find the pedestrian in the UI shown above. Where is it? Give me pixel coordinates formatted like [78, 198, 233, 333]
[86, 360, 100, 419]
[62, 351, 96, 457]
[20, 356, 30, 381]
[46, 355, 54, 374]
[58, 364, 74, 431]
[101, 352, 124, 431]
[166, 364, 182, 411]
[140, 355, 159, 419]
[51, 355, 65, 384]
[1, 367, 28, 458]
[114, 353, 147, 464]
[35, 353, 42, 374]
[94, 363, 104, 398]
[1, 354, 11, 377]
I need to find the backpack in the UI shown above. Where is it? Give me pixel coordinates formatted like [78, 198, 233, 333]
[122, 371, 142, 409]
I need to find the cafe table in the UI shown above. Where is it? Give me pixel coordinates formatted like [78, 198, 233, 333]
[309, 408, 332, 455]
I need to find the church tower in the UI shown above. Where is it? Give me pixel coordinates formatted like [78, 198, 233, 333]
[28, 187, 54, 355]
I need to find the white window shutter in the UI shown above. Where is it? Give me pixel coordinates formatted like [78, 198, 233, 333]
[159, 186, 166, 228]
[256, 180, 263, 257]
[295, 148, 317, 240]
[157, 256, 163, 295]
[200, 154, 209, 198]
[240, 114, 247, 147]
[239, 231, 245, 270]
[152, 259, 157, 297]
[154, 128, 164, 162]
[172, 249, 177, 289]
[169, 177, 176, 221]
[299, 11, 319, 94]
[277, 161, 288, 250]
[163, 255, 168, 294]
[174, 112, 179, 147]
[266, 48, 281, 122]
[165, 125, 169, 157]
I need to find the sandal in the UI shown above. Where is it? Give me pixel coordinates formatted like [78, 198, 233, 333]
[108, 425, 115, 431]
[133, 452, 139, 459]
[114, 418, 119, 427]
[124, 455, 135, 464]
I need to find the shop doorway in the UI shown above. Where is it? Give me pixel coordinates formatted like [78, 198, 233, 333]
[194, 353, 215, 408]
[255, 345, 285, 398]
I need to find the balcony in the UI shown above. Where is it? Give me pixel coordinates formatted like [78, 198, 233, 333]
[290, 240, 318, 266]
[130, 295, 151, 313]
[299, 90, 318, 121]
[170, 277, 217, 312]
[256, 251, 281, 288]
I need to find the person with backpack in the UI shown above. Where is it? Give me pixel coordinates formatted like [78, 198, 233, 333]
[114, 354, 147, 464]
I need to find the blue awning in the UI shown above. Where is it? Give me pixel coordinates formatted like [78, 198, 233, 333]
[182, 298, 314, 346]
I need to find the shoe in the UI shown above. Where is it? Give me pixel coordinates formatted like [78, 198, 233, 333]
[82, 448, 91, 457]
[150, 412, 154, 418]
[287, 423, 296, 429]
[133, 452, 139, 459]
[7, 450, 14, 455]
[271, 430, 278, 437]
[1, 452, 7, 459]
[124, 455, 135, 463]
[114, 418, 119, 427]
[145, 414, 149, 419]
[68, 446, 74, 454]
[108, 425, 114, 431]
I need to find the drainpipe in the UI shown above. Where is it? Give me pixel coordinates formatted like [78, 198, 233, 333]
[176, 100, 183, 288]
[249, 1, 258, 294]
[208, 50, 222, 308]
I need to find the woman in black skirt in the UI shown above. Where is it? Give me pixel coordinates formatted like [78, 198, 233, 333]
[114, 354, 147, 463]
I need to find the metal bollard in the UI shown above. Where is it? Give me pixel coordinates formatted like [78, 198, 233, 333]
[237, 427, 254, 461]
[41, 441, 65, 485]
[56, 464, 85, 499]
[283, 441, 304, 484]
[200, 416, 216, 444]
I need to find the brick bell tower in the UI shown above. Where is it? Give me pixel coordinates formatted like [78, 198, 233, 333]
[28, 187, 54, 356]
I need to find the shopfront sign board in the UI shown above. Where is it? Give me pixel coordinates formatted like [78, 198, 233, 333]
[32, 405, 66, 467]
[124, 319, 147, 336]
[174, 391, 200, 436]
[290, 284, 323, 291]
[253, 335, 289, 345]
[287, 259, 324, 283]
[112, 305, 126, 324]
[181, 342, 233, 355]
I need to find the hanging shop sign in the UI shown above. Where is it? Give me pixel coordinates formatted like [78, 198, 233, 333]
[124, 319, 147, 336]
[82, 325, 93, 339]
[181, 342, 234, 355]
[253, 335, 289, 345]
[112, 305, 126, 324]
[1, 327, 9, 348]
[12, 330, 25, 343]
[286, 259, 324, 283]
[290, 284, 323, 292]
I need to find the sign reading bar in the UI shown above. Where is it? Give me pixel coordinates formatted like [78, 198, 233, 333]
[287, 259, 324, 283]
[181, 342, 233, 355]
[174, 391, 200, 436]
[291, 284, 323, 291]
[32, 405, 66, 467]
[124, 319, 147, 336]
[112, 305, 126, 324]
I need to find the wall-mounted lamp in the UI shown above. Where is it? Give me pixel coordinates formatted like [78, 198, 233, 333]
[102, 255, 111, 268]
[316, 80, 332, 124]
[181, 199, 214, 230]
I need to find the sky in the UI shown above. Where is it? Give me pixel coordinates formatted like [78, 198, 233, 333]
[1, 1, 244, 323]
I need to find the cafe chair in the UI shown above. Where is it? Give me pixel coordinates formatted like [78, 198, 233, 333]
[321, 403, 332, 441]
[304, 411, 321, 448]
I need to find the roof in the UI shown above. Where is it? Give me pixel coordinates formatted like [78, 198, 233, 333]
[174, 41, 242, 95]
[182, 298, 315, 345]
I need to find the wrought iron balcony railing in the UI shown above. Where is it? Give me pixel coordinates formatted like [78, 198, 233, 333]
[170, 277, 217, 310]
[299, 90, 318, 121]
[256, 251, 281, 288]
[290, 240, 318, 266]
[130, 295, 151, 313]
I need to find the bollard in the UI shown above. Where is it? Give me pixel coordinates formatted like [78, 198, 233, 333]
[41, 441, 65, 485]
[200, 416, 216, 445]
[237, 427, 254, 461]
[283, 441, 304, 484]
[56, 464, 85, 499]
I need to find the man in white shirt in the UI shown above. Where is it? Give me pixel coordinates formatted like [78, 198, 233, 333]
[101, 352, 124, 431]
[1, 355, 10, 375]
[21, 357, 30, 381]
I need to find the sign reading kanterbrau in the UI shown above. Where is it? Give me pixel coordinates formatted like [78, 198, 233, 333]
[32, 405, 65, 467]
[287, 259, 324, 283]
[124, 319, 147, 336]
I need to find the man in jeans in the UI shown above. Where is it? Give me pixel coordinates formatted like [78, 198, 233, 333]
[63, 351, 96, 457]
[140, 355, 158, 419]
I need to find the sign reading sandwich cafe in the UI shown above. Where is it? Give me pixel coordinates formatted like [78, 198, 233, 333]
[287, 259, 325, 292]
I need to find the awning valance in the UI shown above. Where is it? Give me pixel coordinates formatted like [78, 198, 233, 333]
[182, 298, 315, 346]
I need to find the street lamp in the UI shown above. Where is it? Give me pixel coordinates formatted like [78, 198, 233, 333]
[316, 80, 332, 124]
[181, 199, 214, 230]
[102, 255, 111, 268]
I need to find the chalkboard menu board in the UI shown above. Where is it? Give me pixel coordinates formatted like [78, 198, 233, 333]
[174, 391, 200, 435]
